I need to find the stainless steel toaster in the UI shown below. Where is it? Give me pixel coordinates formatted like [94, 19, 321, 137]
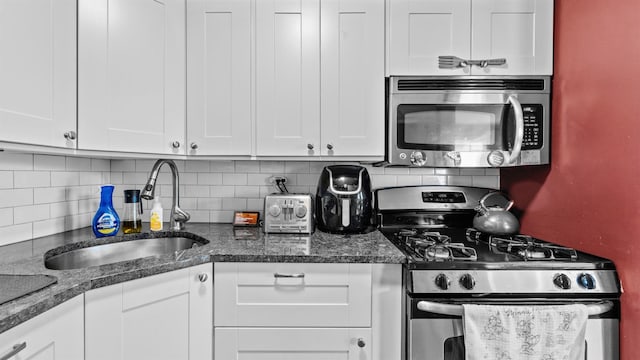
[263, 193, 314, 234]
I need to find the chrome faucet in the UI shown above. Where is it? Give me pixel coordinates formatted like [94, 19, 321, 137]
[141, 159, 190, 230]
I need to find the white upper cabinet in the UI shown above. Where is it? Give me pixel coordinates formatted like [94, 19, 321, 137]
[0, 0, 77, 149]
[187, 0, 252, 156]
[256, 0, 322, 156]
[321, 0, 385, 157]
[388, 0, 554, 76]
[388, 0, 471, 76]
[471, 0, 554, 75]
[256, 0, 384, 158]
[78, 0, 186, 154]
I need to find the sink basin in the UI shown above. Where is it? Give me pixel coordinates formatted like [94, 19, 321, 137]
[44, 236, 208, 270]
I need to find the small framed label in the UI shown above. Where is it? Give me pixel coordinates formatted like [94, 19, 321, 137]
[233, 211, 260, 227]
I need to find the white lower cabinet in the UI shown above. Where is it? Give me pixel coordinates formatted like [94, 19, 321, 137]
[85, 264, 212, 360]
[0, 295, 84, 360]
[214, 262, 402, 360]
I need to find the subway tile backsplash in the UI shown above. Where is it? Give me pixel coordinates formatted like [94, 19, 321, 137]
[0, 153, 499, 246]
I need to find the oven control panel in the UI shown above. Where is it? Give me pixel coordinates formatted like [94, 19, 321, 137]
[410, 270, 620, 294]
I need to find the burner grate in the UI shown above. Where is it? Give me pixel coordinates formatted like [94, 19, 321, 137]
[466, 229, 578, 261]
[395, 229, 477, 261]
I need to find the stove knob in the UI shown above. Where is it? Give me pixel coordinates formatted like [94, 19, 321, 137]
[577, 273, 596, 290]
[434, 274, 450, 290]
[459, 274, 475, 290]
[553, 273, 572, 290]
[268, 204, 282, 217]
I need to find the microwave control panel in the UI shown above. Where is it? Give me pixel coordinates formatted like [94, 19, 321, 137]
[522, 105, 543, 150]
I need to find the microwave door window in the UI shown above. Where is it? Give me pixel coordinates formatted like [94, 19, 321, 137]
[398, 105, 502, 151]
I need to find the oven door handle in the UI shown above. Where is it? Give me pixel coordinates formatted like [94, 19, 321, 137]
[416, 300, 614, 317]
[506, 95, 524, 164]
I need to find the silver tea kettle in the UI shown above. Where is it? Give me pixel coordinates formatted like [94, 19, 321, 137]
[472, 192, 520, 235]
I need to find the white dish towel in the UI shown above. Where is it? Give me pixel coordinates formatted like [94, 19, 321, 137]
[462, 304, 588, 360]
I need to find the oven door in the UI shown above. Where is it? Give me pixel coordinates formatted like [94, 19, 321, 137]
[408, 299, 619, 360]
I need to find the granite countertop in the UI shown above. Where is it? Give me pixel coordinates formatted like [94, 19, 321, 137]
[0, 223, 405, 334]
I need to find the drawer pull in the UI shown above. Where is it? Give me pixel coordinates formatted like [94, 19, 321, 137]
[274, 272, 305, 278]
[357, 338, 366, 348]
[1, 342, 26, 360]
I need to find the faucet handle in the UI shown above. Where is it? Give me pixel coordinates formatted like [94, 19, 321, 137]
[171, 206, 191, 230]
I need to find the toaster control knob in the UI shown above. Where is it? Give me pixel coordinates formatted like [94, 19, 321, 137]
[487, 151, 505, 167]
[410, 151, 427, 166]
[459, 274, 475, 290]
[577, 273, 596, 290]
[268, 204, 282, 217]
[294, 205, 308, 218]
[553, 273, 572, 290]
[435, 273, 450, 290]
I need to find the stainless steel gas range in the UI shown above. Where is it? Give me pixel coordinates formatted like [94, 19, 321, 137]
[375, 186, 621, 360]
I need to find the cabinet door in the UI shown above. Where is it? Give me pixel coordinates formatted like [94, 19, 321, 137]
[256, 0, 321, 156]
[387, 0, 470, 76]
[0, 295, 84, 360]
[216, 328, 371, 360]
[78, 0, 186, 154]
[471, 0, 554, 75]
[321, 0, 384, 157]
[187, 0, 252, 155]
[85, 264, 212, 360]
[0, 0, 76, 148]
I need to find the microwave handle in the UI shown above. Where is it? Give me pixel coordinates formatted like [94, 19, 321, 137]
[507, 95, 524, 164]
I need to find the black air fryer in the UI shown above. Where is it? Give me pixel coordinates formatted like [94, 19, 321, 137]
[315, 165, 372, 234]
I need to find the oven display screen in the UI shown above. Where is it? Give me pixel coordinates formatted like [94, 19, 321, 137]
[422, 192, 466, 203]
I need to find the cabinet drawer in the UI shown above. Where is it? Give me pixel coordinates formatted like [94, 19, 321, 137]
[215, 327, 371, 360]
[214, 262, 372, 327]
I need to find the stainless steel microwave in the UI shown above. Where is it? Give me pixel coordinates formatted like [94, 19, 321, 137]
[386, 76, 550, 168]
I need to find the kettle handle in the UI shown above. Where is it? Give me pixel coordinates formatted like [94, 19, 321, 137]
[478, 192, 514, 211]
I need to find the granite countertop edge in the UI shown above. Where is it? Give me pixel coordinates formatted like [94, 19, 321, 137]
[0, 223, 406, 334]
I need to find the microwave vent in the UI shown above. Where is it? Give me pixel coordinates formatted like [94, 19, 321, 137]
[396, 79, 546, 91]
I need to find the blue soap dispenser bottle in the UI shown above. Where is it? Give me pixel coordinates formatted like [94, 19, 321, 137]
[92, 185, 120, 237]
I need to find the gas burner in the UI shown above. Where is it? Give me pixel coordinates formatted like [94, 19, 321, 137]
[423, 243, 478, 261]
[398, 228, 418, 237]
[394, 229, 477, 261]
[466, 228, 578, 261]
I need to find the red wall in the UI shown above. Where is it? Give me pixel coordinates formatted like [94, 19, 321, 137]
[501, 0, 640, 357]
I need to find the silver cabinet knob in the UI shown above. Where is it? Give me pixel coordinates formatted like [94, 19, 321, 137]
[307, 143, 314, 150]
[326, 143, 333, 150]
[190, 142, 198, 150]
[172, 141, 181, 149]
[357, 338, 366, 348]
[64, 131, 76, 140]
[198, 273, 208, 283]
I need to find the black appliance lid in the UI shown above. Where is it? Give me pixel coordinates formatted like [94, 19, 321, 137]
[324, 165, 369, 194]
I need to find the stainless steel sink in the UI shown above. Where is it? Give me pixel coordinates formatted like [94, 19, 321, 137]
[44, 236, 207, 270]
